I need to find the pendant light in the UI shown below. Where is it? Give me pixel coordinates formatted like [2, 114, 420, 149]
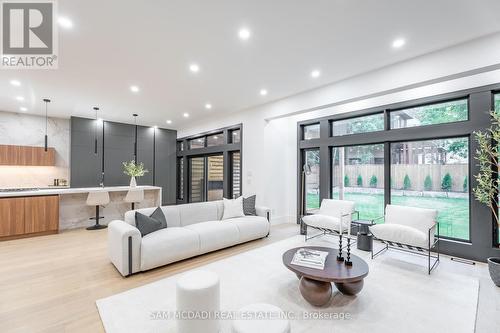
[133, 114, 138, 162]
[94, 107, 99, 154]
[43, 98, 51, 151]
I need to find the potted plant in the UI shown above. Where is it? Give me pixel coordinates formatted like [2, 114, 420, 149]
[122, 160, 148, 187]
[473, 110, 500, 287]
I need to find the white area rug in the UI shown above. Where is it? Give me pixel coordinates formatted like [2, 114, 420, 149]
[97, 235, 479, 333]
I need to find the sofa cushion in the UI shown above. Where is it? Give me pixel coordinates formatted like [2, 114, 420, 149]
[370, 223, 430, 248]
[385, 204, 437, 234]
[302, 214, 348, 232]
[178, 201, 219, 226]
[319, 199, 355, 218]
[140, 227, 200, 271]
[135, 208, 167, 237]
[185, 221, 240, 253]
[222, 197, 245, 220]
[224, 216, 269, 242]
[243, 195, 257, 216]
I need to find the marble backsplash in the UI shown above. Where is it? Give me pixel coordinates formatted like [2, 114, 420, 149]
[0, 111, 70, 188]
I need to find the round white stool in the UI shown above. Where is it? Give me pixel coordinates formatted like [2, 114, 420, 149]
[232, 303, 290, 333]
[176, 270, 220, 333]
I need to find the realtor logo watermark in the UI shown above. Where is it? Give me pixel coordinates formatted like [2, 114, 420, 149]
[1, 0, 58, 69]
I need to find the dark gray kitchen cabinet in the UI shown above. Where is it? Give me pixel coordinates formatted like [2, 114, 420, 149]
[155, 128, 176, 205]
[103, 121, 135, 186]
[70, 117, 103, 187]
[136, 125, 154, 185]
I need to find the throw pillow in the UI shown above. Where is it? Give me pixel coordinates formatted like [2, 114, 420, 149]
[242, 195, 257, 216]
[135, 207, 167, 236]
[222, 197, 245, 220]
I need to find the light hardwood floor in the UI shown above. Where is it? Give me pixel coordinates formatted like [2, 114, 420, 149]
[0, 223, 299, 333]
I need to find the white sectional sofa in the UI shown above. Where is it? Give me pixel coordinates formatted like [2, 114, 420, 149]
[108, 200, 271, 276]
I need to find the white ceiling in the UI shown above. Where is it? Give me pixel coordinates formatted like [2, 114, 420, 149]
[1, 0, 500, 129]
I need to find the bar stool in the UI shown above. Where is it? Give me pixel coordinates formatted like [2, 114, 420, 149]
[86, 191, 110, 230]
[124, 188, 144, 210]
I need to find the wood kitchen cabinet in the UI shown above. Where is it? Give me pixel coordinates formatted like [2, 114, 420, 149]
[0, 145, 55, 166]
[24, 196, 59, 234]
[0, 195, 59, 240]
[0, 198, 25, 237]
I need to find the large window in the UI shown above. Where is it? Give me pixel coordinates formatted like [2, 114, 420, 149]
[331, 113, 384, 136]
[304, 149, 320, 212]
[298, 87, 500, 260]
[390, 138, 469, 240]
[332, 144, 384, 220]
[390, 99, 468, 129]
[177, 125, 242, 203]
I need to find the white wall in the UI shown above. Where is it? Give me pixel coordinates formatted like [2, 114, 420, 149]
[178, 34, 500, 225]
[0, 111, 70, 188]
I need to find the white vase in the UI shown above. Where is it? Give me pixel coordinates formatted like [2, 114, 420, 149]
[130, 176, 137, 187]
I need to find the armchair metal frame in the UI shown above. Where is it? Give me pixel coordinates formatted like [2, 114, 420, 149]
[371, 221, 440, 274]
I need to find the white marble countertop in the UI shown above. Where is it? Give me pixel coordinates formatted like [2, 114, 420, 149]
[0, 185, 162, 198]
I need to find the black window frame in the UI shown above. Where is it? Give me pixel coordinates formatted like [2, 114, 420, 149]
[177, 124, 242, 204]
[297, 83, 500, 261]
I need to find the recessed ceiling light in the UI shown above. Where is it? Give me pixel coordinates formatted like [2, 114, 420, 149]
[238, 28, 251, 40]
[58, 17, 73, 29]
[392, 38, 406, 49]
[214, 136, 218, 139]
[183, 113, 189, 118]
[130, 85, 140, 93]
[10, 79, 21, 86]
[189, 63, 200, 73]
[259, 89, 268, 96]
[166, 120, 172, 124]
[15, 96, 24, 101]
[19, 107, 27, 112]
[311, 70, 321, 78]
[205, 103, 212, 110]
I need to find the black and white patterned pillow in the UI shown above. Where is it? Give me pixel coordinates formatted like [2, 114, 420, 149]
[242, 195, 257, 216]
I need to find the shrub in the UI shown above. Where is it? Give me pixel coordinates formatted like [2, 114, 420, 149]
[463, 176, 468, 192]
[357, 175, 363, 187]
[441, 173, 452, 193]
[424, 175, 432, 191]
[369, 175, 378, 188]
[403, 174, 411, 190]
[344, 175, 350, 187]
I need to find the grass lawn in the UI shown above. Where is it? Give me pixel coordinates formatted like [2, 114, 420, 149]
[306, 192, 469, 240]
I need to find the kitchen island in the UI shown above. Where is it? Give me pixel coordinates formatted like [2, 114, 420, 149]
[0, 186, 161, 240]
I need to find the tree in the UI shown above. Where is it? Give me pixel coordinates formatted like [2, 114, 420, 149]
[369, 175, 377, 188]
[463, 176, 468, 193]
[441, 173, 452, 197]
[424, 175, 432, 191]
[357, 175, 363, 187]
[403, 174, 411, 190]
[344, 175, 350, 187]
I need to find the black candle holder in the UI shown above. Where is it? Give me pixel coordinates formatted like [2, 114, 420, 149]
[337, 234, 344, 261]
[345, 238, 352, 266]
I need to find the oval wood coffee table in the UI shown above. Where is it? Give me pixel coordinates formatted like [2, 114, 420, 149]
[282, 246, 369, 306]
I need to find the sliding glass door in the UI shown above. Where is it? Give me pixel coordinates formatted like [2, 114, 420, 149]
[207, 155, 224, 201]
[189, 154, 224, 203]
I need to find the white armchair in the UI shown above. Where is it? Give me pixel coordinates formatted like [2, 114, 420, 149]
[301, 199, 355, 241]
[369, 204, 440, 274]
